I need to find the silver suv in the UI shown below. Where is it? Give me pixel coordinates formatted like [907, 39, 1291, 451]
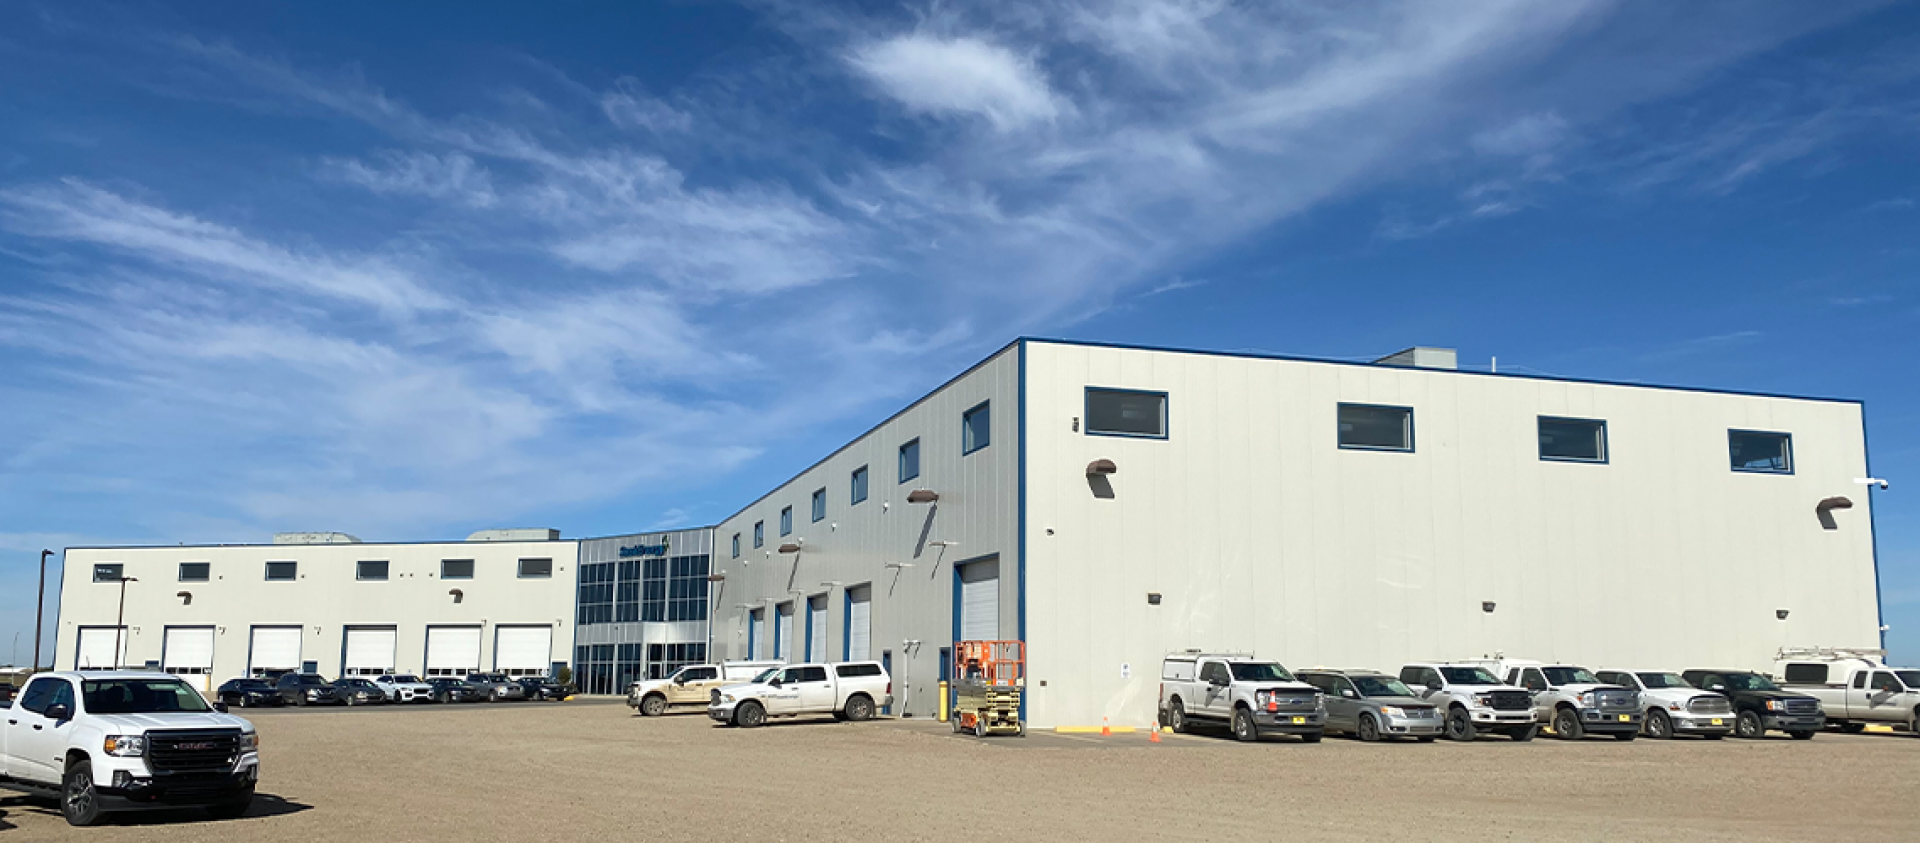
[1297, 670, 1442, 742]
[463, 673, 527, 702]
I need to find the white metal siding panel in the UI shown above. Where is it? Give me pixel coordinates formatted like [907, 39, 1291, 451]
[807, 597, 827, 662]
[959, 559, 1000, 642]
[847, 587, 872, 661]
[426, 626, 481, 675]
[249, 626, 302, 673]
[77, 627, 127, 669]
[494, 625, 552, 674]
[343, 628, 396, 675]
[163, 627, 214, 672]
[776, 604, 793, 661]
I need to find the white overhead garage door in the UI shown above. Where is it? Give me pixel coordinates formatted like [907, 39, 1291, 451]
[846, 586, 871, 661]
[807, 596, 827, 663]
[249, 626, 303, 676]
[343, 627, 396, 676]
[776, 603, 793, 661]
[426, 626, 481, 677]
[959, 558, 1000, 642]
[494, 625, 553, 676]
[750, 610, 766, 660]
[76, 627, 128, 670]
[163, 627, 215, 690]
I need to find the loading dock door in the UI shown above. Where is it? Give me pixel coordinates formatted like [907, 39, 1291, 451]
[76, 627, 128, 670]
[776, 603, 793, 661]
[847, 586, 872, 661]
[425, 626, 481, 677]
[343, 627, 397, 676]
[959, 559, 999, 642]
[750, 610, 765, 660]
[249, 626, 303, 676]
[163, 627, 215, 691]
[807, 596, 827, 662]
[494, 625, 553, 676]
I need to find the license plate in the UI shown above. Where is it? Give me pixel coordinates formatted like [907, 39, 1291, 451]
[1711, 718, 1723, 726]
[1291, 716, 1306, 724]
[1618, 715, 1631, 722]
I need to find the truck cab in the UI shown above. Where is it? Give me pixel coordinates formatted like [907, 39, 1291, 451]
[1398, 662, 1538, 741]
[1158, 653, 1324, 743]
[1775, 648, 1920, 734]
[1681, 669, 1824, 740]
[1489, 660, 1642, 741]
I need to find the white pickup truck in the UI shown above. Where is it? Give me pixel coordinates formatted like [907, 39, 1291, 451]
[630, 660, 781, 716]
[1, 671, 261, 826]
[707, 661, 892, 728]
[1776, 650, 1920, 734]
[1158, 653, 1325, 743]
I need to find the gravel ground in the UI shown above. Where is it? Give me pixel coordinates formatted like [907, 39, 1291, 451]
[6, 700, 1919, 841]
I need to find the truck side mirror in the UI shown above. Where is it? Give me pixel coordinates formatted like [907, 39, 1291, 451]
[45, 703, 72, 721]
[213, 702, 229, 713]
[769, 677, 783, 688]
[1340, 688, 1357, 699]
[1424, 680, 1441, 691]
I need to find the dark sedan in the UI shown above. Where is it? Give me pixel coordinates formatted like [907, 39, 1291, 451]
[425, 677, 486, 703]
[335, 676, 390, 706]
[276, 672, 347, 706]
[516, 675, 574, 701]
[217, 677, 287, 708]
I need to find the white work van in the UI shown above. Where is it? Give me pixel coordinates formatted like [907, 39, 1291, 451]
[1776, 648, 1920, 733]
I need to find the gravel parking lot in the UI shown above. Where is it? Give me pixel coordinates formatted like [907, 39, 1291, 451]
[6, 700, 1919, 841]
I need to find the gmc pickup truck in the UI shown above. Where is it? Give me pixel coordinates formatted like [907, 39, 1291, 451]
[1681, 669, 1824, 740]
[1158, 653, 1325, 743]
[708, 661, 891, 727]
[1776, 650, 1920, 734]
[1, 671, 261, 826]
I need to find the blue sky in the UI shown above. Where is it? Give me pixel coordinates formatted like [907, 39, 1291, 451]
[2, 1, 1917, 667]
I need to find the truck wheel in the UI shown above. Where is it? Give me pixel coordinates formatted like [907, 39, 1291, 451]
[1232, 707, 1259, 742]
[1444, 708, 1477, 742]
[1734, 710, 1764, 739]
[735, 701, 766, 728]
[641, 695, 667, 717]
[1788, 731, 1815, 741]
[206, 791, 253, 820]
[975, 718, 988, 738]
[1168, 699, 1189, 734]
[844, 694, 875, 722]
[1838, 722, 1866, 734]
[1645, 710, 1673, 739]
[1357, 713, 1381, 742]
[1553, 708, 1584, 740]
[62, 760, 104, 827]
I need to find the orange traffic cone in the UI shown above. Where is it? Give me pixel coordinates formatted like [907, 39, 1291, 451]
[1149, 720, 1162, 743]
[1101, 716, 1112, 737]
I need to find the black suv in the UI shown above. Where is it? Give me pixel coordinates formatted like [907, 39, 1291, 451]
[218, 677, 286, 708]
[275, 672, 345, 706]
[516, 675, 572, 701]
[1681, 670, 1824, 739]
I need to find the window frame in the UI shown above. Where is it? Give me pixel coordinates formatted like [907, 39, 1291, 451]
[732, 533, 741, 559]
[264, 560, 298, 582]
[898, 438, 920, 483]
[1083, 387, 1170, 440]
[962, 400, 991, 455]
[780, 506, 793, 537]
[356, 560, 390, 582]
[1728, 429, 1794, 475]
[1537, 415, 1609, 464]
[811, 487, 827, 523]
[850, 465, 869, 505]
[517, 558, 553, 579]
[92, 563, 125, 583]
[177, 561, 210, 583]
[440, 559, 476, 581]
[1336, 402, 1416, 453]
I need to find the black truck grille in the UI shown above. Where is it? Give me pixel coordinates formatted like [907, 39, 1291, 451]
[1687, 696, 1733, 715]
[1488, 691, 1532, 711]
[147, 729, 241, 776]
[1784, 698, 1819, 715]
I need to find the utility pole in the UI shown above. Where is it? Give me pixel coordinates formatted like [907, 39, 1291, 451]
[114, 576, 138, 669]
[35, 550, 52, 671]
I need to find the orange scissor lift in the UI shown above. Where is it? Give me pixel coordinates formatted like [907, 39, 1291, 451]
[951, 640, 1025, 737]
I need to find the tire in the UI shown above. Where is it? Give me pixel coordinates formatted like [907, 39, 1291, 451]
[974, 718, 988, 738]
[736, 701, 766, 728]
[1168, 699, 1189, 734]
[205, 792, 253, 820]
[1613, 731, 1637, 741]
[844, 694, 875, 722]
[952, 713, 963, 734]
[1357, 713, 1381, 742]
[640, 695, 668, 717]
[1554, 708, 1584, 741]
[1645, 709, 1673, 739]
[1839, 722, 1866, 734]
[1507, 725, 1538, 742]
[62, 760, 104, 827]
[1789, 731, 1815, 741]
[236, 695, 250, 709]
[1735, 710, 1764, 739]
[1444, 708, 1477, 742]
[1232, 707, 1259, 742]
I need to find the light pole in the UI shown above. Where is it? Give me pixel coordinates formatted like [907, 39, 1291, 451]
[114, 576, 138, 669]
[35, 549, 52, 671]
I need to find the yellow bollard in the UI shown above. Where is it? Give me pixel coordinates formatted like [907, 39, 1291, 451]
[938, 681, 949, 722]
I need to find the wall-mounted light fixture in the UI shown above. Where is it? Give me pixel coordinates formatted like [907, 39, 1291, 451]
[906, 489, 939, 504]
[1777, 609, 1791, 620]
[1856, 477, 1891, 490]
[778, 542, 803, 554]
[1147, 592, 1162, 605]
[884, 562, 914, 570]
[1482, 601, 1497, 614]
[707, 572, 727, 582]
[1087, 459, 1118, 476]
[1817, 496, 1854, 513]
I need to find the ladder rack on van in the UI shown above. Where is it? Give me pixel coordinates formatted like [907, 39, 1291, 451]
[1777, 646, 1886, 662]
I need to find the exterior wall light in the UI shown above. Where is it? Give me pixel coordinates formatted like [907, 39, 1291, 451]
[1777, 609, 1790, 620]
[1087, 459, 1118, 476]
[1817, 496, 1854, 513]
[1147, 592, 1162, 605]
[778, 542, 802, 554]
[1481, 601, 1496, 613]
[906, 489, 939, 504]
[176, 591, 192, 605]
[449, 588, 464, 604]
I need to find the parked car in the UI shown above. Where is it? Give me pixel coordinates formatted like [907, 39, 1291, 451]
[1595, 670, 1733, 739]
[0, 671, 260, 826]
[1680, 669, 1824, 739]
[463, 673, 528, 702]
[1399, 662, 1538, 741]
[372, 674, 435, 703]
[631, 661, 780, 716]
[517, 675, 573, 701]
[274, 673, 344, 706]
[1296, 669, 1441, 742]
[1774, 649, 1920, 734]
[1158, 652, 1324, 742]
[708, 661, 891, 727]
[216, 678, 286, 709]
[1485, 660, 1642, 741]
[333, 677, 388, 706]
[424, 677, 486, 703]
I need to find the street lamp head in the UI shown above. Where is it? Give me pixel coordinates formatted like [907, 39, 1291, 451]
[906, 489, 939, 504]
[777, 542, 803, 554]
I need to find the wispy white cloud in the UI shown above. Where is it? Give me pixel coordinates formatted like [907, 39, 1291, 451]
[850, 35, 1063, 131]
[322, 150, 498, 208]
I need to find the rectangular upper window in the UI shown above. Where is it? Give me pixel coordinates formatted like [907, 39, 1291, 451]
[357, 560, 389, 581]
[1338, 403, 1413, 451]
[811, 488, 826, 522]
[898, 439, 920, 483]
[754, 521, 764, 548]
[264, 561, 297, 581]
[850, 466, 869, 505]
[1086, 388, 1168, 438]
[518, 558, 553, 578]
[441, 559, 475, 580]
[780, 506, 793, 536]
[93, 563, 124, 583]
[1538, 416, 1607, 463]
[732, 533, 741, 558]
[178, 562, 210, 582]
[962, 401, 991, 454]
[1729, 430, 1792, 473]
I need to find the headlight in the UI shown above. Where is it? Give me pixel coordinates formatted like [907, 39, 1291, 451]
[1577, 691, 1597, 707]
[103, 735, 146, 757]
[1378, 706, 1405, 718]
[307, 689, 320, 698]
[1255, 690, 1272, 705]
[722, 693, 736, 703]
[239, 732, 259, 751]
[1472, 694, 1493, 707]
[1765, 700, 1783, 711]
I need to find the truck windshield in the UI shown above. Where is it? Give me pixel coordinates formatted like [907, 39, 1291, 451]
[1636, 673, 1692, 690]
[753, 668, 780, 683]
[1229, 663, 1295, 682]
[1439, 667, 1500, 685]
[1542, 667, 1600, 685]
[82, 678, 214, 714]
[1720, 674, 1780, 691]
[1353, 676, 1415, 697]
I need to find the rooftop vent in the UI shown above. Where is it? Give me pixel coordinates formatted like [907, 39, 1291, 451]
[272, 532, 361, 545]
[1374, 347, 1458, 370]
[465, 528, 561, 542]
